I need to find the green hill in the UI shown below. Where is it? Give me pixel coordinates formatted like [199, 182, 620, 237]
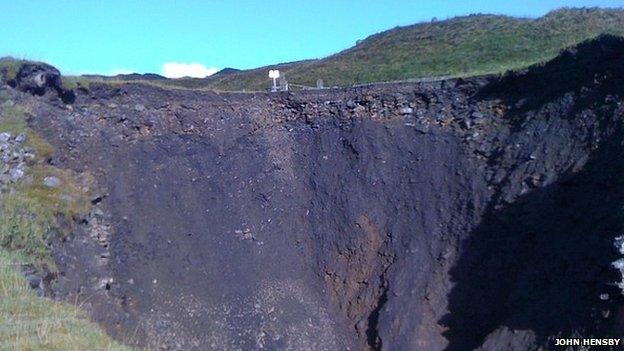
[167, 7, 624, 91]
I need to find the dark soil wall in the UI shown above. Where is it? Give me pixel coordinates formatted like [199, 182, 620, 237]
[14, 35, 624, 350]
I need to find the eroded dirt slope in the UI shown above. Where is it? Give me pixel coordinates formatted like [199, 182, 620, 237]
[7, 35, 624, 350]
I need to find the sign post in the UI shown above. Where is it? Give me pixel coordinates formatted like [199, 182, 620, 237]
[268, 70, 280, 92]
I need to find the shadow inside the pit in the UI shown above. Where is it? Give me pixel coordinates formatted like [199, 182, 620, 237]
[440, 132, 624, 350]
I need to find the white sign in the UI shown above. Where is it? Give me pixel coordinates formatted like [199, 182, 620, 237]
[268, 70, 280, 79]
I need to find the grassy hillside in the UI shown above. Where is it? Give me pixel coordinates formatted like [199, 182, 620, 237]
[7, 7, 624, 93]
[162, 7, 624, 91]
[0, 250, 130, 351]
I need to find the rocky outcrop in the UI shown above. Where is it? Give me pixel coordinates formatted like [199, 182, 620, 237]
[6, 61, 75, 103]
[4, 35, 624, 350]
[14, 62, 62, 96]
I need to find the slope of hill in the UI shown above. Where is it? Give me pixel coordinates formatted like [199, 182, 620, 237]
[161, 7, 624, 91]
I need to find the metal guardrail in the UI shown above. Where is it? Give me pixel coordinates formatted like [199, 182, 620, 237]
[352, 75, 455, 87]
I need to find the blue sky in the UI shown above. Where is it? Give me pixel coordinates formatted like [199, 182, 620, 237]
[2, 0, 623, 77]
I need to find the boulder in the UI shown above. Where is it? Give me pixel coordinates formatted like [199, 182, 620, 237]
[43, 176, 61, 188]
[15, 62, 62, 96]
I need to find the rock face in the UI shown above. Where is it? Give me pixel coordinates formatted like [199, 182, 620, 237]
[7, 35, 624, 350]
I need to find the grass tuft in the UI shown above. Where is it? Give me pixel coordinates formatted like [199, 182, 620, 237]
[0, 250, 131, 351]
[0, 57, 27, 83]
[0, 194, 55, 263]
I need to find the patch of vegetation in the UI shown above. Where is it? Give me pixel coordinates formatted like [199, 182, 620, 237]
[0, 57, 26, 83]
[62, 75, 146, 92]
[0, 103, 130, 349]
[20, 165, 93, 223]
[0, 104, 92, 261]
[151, 7, 624, 91]
[0, 165, 93, 267]
[0, 194, 56, 262]
[0, 104, 54, 158]
[0, 250, 131, 350]
[61, 75, 99, 91]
